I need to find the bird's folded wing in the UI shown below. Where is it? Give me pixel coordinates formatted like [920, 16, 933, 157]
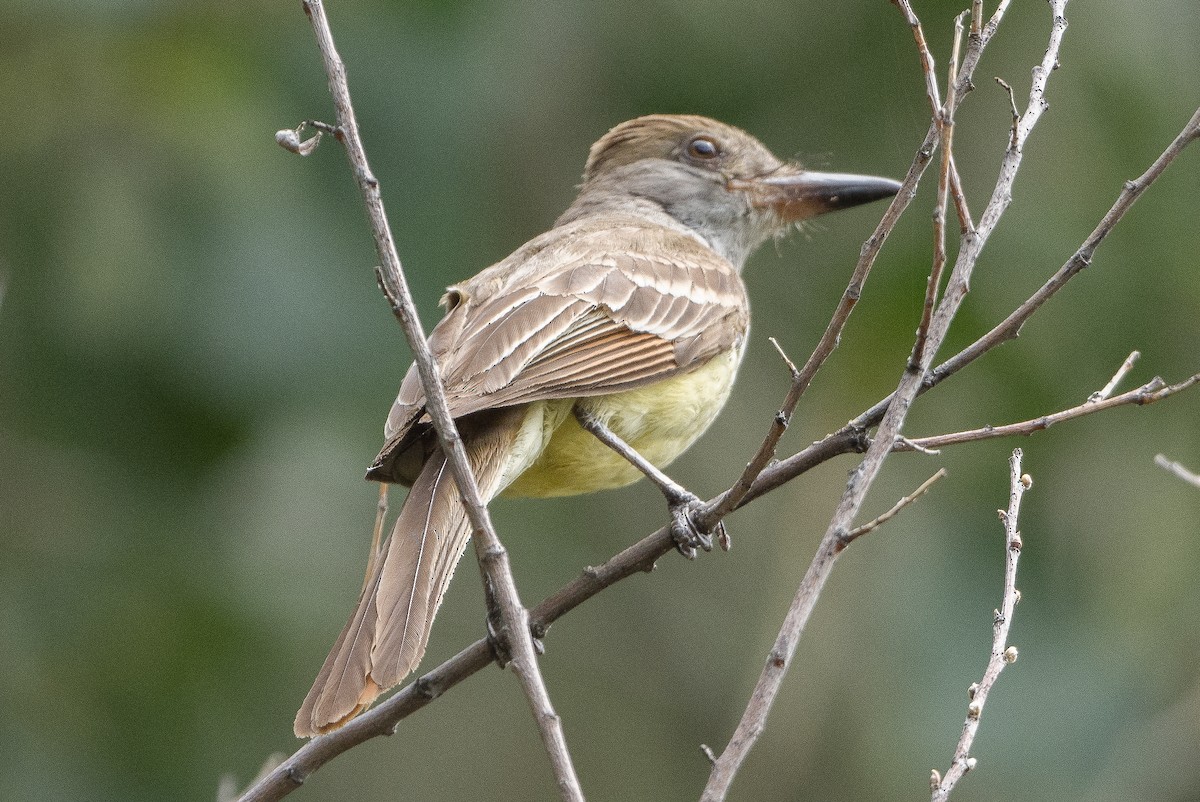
[369, 232, 748, 481]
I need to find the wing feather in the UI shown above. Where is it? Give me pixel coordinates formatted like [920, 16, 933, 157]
[368, 222, 749, 482]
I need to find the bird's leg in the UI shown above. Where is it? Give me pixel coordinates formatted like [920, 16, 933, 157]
[573, 407, 726, 558]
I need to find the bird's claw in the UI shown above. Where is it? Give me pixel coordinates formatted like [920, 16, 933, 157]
[668, 493, 727, 558]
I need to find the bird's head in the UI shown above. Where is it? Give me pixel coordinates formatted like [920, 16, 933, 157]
[565, 114, 901, 268]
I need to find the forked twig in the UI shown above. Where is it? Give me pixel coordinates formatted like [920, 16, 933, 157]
[847, 468, 947, 541]
[1090, 350, 1140, 402]
[912, 10, 971, 368]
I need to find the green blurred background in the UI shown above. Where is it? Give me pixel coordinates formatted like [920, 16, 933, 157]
[2, 2, 1198, 800]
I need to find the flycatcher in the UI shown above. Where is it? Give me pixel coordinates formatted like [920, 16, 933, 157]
[295, 114, 900, 736]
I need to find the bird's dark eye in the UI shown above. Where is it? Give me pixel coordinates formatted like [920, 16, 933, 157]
[685, 135, 720, 160]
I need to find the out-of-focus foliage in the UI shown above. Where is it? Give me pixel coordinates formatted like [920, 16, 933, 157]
[1, 2, 1197, 800]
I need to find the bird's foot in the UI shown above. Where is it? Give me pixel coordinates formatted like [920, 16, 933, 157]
[572, 407, 731, 556]
[667, 491, 729, 558]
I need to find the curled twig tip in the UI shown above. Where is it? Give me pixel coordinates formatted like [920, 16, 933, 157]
[275, 127, 321, 156]
[275, 120, 340, 156]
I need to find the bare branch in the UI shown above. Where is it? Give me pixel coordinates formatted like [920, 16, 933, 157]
[912, 11, 970, 367]
[947, 154, 974, 233]
[1155, 454, 1200, 489]
[892, 0, 943, 115]
[902, 374, 1199, 451]
[1090, 350, 1140, 402]
[994, 78, 1020, 149]
[847, 468, 947, 542]
[932, 449, 1030, 800]
[284, 1, 582, 799]
[700, 4, 1067, 798]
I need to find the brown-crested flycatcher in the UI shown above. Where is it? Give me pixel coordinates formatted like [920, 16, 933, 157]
[295, 114, 900, 736]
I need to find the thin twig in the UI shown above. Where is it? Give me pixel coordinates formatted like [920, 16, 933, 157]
[894, 0, 975, 236]
[1090, 350, 1140, 402]
[912, 11, 969, 368]
[700, 4, 1067, 798]
[768, 336, 800, 377]
[284, 2, 583, 799]
[847, 468, 947, 541]
[995, 78, 1020, 149]
[1155, 454, 1200, 489]
[901, 374, 1199, 451]
[897, 435, 942, 456]
[931, 449, 1029, 800]
[947, 149, 974, 233]
[893, 0, 943, 116]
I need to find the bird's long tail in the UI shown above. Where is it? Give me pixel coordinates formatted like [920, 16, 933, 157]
[294, 409, 523, 737]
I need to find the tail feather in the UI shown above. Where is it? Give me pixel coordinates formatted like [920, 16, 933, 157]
[293, 569, 382, 735]
[294, 410, 523, 737]
[370, 454, 457, 686]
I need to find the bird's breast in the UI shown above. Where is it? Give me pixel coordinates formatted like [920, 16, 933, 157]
[500, 345, 744, 498]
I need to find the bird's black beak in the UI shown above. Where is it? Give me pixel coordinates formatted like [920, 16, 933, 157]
[737, 170, 903, 222]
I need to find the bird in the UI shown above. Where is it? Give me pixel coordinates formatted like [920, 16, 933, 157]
[295, 114, 901, 737]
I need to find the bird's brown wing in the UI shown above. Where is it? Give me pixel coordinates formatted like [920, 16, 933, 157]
[368, 226, 748, 483]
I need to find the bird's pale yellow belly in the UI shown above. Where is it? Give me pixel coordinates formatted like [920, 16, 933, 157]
[500, 347, 743, 498]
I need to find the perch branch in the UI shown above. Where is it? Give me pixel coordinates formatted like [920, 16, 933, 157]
[279, 1, 583, 799]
